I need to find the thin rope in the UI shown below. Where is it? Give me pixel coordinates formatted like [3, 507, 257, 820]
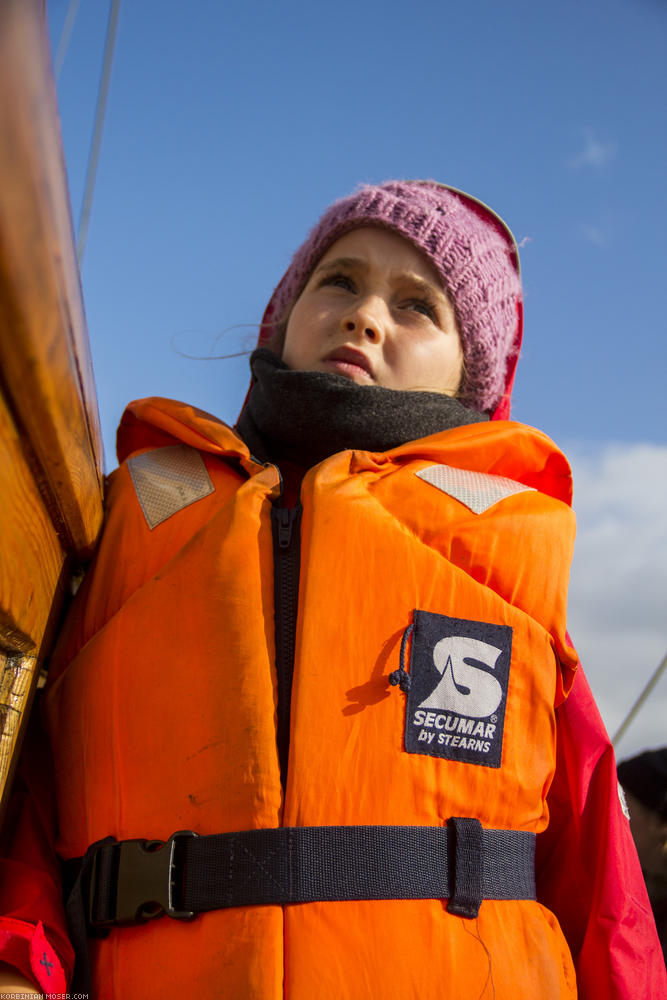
[76, 0, 122, 266]
[54, 0, 82, 80]
[612, 650, 667, 748]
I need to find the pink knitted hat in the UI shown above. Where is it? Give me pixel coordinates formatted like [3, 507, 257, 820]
[259, 180, 523, 417]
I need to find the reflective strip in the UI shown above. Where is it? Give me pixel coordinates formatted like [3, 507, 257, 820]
[127, 445, 214, 529]
[416, 464, 534, 514]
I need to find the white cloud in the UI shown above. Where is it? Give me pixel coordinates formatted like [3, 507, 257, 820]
[566, 443, 667, 761]
[578, 222, 610, 248]
[568, 127, 617, 169]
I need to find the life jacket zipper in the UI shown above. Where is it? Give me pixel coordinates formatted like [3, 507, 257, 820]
[271, 503, 302, 790]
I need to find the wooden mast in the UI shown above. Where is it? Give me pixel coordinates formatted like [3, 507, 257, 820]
[0, 0, 104, 815]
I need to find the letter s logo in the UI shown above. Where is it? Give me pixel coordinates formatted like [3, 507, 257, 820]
[418, 636, 503, 718]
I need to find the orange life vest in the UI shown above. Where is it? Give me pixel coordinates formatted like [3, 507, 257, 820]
[45, 397, 579, 999]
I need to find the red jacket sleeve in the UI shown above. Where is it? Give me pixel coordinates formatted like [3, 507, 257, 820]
[537, 664, 667, 1000]
[0, 702, 73, 992]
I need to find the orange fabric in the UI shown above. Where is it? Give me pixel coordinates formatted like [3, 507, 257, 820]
[41, 398, 579, 999]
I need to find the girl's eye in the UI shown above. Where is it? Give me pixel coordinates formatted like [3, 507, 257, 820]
[322, 273, 356, 292]
[405, 298, 437, 321]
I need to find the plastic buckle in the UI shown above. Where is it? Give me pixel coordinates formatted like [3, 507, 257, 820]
[89, 830, 198, 926]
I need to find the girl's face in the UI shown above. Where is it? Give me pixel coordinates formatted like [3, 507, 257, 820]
[282, 227, 463, 394]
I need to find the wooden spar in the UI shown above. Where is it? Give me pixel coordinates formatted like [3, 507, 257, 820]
[0, 0, 104, 816]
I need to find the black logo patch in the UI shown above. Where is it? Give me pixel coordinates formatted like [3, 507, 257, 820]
[404, 611, 512, 768]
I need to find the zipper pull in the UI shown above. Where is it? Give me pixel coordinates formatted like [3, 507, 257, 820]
[277, 507, 297, 549]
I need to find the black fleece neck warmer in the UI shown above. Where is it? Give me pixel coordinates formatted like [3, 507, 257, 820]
[235, 348, 488, 467]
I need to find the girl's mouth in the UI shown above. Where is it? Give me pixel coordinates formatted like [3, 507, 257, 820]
[323, 347, 374, 380]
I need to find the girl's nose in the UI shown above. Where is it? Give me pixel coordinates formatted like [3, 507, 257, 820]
[342, 300, 385, 343]
[343, 319, 380, 342]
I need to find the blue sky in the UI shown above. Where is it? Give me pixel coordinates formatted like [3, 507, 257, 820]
[47, 0, 666, 754]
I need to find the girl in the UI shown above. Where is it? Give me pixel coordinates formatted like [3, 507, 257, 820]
[0, 181, 663, 999]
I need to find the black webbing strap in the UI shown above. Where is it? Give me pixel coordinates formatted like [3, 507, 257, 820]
[78, 821, 534, 926]
[67, 822, 534, 995]
[64, 836, 114, 997]
[447, 817, 484, 918]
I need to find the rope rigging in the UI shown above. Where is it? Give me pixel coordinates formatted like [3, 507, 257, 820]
[612, 650, 667, 749]
[76, 0, 121, 265]
[53, 0, 81, 79]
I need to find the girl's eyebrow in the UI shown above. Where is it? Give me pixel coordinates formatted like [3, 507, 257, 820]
[390, 272, 450, 311]
[315, 256, 368, 274]
[398, 273, 446, 301]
